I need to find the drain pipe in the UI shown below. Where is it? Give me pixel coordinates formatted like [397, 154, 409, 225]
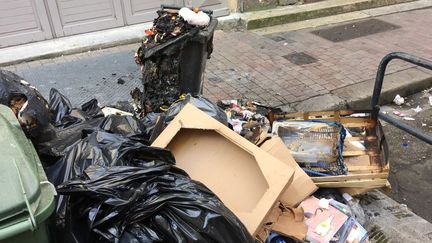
[240, 0, 244, 12]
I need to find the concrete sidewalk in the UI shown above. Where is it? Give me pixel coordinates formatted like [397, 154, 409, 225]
[205, 7, 432, 109]
[3, 8, 432, 109]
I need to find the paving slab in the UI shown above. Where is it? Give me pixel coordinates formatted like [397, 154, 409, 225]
[244, 0, 415, 29]
[252, 0, 432, 34]
[361, 190, 432, 242]
[332, 67, 432, 109]
[294, 93, 346, 111]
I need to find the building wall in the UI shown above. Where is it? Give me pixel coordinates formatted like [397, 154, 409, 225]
[0, 0, 229, 48]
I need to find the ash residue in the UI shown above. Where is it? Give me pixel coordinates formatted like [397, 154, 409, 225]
[135, 10, 199, 112]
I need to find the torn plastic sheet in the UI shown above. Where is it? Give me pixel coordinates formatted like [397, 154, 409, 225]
[0, 70, 51, 138]
[272, 120, 347, 175]
[164, 94, 227, 125]
[48, 130, 253, 243]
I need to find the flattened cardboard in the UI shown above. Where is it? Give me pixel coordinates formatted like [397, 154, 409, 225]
[260, 137, 318, 207]
[152, 104, 294, 236]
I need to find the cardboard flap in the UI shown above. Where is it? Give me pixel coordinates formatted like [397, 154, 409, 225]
[260, 137, 318, 207]
[272, 207, 307, 241]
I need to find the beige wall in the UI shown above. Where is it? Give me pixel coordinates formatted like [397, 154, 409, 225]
[227, 0, 239, 12]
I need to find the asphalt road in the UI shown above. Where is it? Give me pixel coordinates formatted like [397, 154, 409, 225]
[380, 88, 432, 222]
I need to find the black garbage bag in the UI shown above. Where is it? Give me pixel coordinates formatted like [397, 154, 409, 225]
[139, 111, 163, 141]
[47, 130, 253, 243]
[138, 94, 227, 142]
[81, 98, 104, 118]
[0, 70, 51, 138]
[58, 164, 253, 243]
[49, 88, 73, 126]
[164, 94, 227, 125]
[36, 89, 149, 166]
[34, 90, 108, 165]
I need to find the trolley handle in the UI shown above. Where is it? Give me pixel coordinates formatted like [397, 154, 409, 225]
[372, 52, 432, 145]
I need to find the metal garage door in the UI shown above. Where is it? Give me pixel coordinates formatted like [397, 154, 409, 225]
[186, 0, 229, 16]
[0, 0, 229, 48]
[45, 0, 125, 37]
[123, 0, 229, 25]
[0, 0, 53, 48]
[123, 0, 183, 25]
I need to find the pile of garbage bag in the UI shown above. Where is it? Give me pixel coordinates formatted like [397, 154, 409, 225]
[49, 130, 252, 243]
[0, 70, 253, 243]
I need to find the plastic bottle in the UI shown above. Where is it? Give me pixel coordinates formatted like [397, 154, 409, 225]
[329, 199, 352, 216]
[342, 193, 366, 225]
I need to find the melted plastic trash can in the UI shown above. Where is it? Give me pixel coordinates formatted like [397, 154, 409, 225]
[0, 105, 56, 243]
[139, 5, 218, 112]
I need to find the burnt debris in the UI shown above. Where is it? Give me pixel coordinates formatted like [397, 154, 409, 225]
[135, 7, 216, 113]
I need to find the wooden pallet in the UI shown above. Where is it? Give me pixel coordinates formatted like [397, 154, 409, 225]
[271, 109, 389, 193]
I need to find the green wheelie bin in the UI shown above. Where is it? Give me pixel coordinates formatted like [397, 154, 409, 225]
[0, 105, 56, 243]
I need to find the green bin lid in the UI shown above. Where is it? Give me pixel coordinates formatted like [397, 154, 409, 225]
[0, 105, 47, 224]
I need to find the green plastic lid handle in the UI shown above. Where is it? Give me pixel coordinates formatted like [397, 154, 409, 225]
[13, 159, 37, 231]
[0, 160, 38, 241]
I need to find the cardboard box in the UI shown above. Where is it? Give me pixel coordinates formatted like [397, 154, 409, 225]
[152, 104, 294, 236]
[260, 137, 318, 207]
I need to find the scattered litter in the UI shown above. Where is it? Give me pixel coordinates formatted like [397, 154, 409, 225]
[218, 99, 272, 144]
[403, 117, 415, 121]
[393, 94, 405, 105]
[342, 193, 366, 225]
[345, 129, 366, 150]
[318, 198, 331, 209]
[412, 105, 422, 113]
[422, 123, 427, 127]
[429, 96, 432, 106]
[101, 106, 133, 116]
[315, 215, 334, 236]
[116, 77, 125, 84]
[179, 7, 210, 27]
[393, 111, 406, 117]
[301, 196, 348, 242]
[269, 204, 308, 241]
[348, 113, 367, 117]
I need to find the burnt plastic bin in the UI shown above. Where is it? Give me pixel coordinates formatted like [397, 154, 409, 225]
[141, 7, 218, 112]
[178, 17, 217, 95]
[160, 5, 217, 95]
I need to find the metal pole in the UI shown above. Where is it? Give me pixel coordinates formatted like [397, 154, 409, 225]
[379, 111, 432, 145]
[371, 52, 432, 108]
